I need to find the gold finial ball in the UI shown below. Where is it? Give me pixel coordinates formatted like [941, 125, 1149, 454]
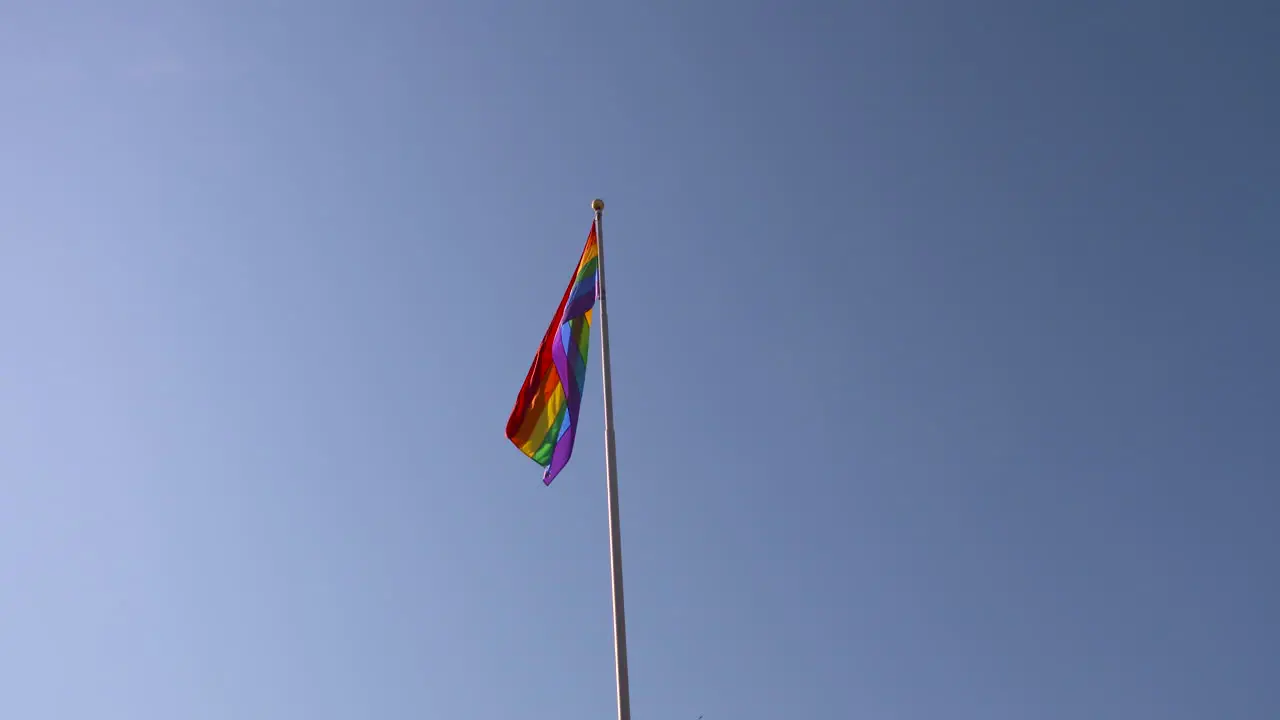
[592, 198, 605, 212]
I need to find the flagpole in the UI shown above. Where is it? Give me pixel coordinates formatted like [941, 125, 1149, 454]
[593, 198, 631, 720]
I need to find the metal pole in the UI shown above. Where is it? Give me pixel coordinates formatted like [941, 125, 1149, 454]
[593, 197, 631, 720]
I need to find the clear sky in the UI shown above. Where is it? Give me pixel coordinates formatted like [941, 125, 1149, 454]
[2, 2, 1277, 718]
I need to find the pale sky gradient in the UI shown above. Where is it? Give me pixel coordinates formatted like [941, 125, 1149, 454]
[2, 2, 1278, 719]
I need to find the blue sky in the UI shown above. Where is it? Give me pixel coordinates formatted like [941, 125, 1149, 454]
[2, 2, 1277, 718]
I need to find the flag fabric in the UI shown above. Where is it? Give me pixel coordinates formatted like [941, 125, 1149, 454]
[506, 222, 600, 485]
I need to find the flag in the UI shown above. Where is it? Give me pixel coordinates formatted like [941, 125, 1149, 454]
[506, 222, 600, 484]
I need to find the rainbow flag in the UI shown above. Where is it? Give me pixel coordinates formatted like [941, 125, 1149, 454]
[506, 222, 600, 484]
